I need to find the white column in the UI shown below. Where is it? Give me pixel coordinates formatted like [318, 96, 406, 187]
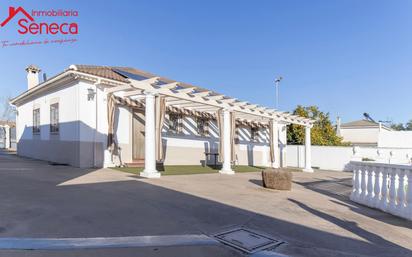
[220, 110, 234, 174]
[4, 125, 10, 149]
[303, 126, 313, 172]
[140, 92, 160, 178]
[271, 121, 280, 168]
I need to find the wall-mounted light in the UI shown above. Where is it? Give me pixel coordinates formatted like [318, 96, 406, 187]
[87, 88, 96, 101]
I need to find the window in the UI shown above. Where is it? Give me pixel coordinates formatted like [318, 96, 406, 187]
[33, 108, 40, 134]
[196, 117, 209, 137]
[168, 113, 182, 134]
[251, 126, 259, 141]
[50, 103, 59, 134]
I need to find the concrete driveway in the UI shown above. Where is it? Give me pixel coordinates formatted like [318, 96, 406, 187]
[0, 151, 411, 257]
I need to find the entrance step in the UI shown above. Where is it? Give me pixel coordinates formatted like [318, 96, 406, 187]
[125, 160, 145, 168]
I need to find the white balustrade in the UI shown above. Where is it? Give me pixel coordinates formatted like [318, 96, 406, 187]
[372, 166, 381, 208]
[350, 161, 412, 221]
[380, 168, 388, 211]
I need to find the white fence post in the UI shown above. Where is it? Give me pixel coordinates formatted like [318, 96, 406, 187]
[397, 169, 405, 216]
[350, 164, 359, 201]
[406, 170, 412, 219]
[372, 166, 381, 208]
[360, 165, 367, 202]
[366, 166, 374, 206]
[388, 170, 397, 213]
[351, 161, 411, 221]
[380, 167, 389, 211]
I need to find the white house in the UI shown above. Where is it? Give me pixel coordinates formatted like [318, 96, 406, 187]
[337, 119, 392, 146]
[10, 65, 314, 177]
[337, 118, 412, 148]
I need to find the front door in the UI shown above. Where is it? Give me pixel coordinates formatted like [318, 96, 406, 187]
[132, 108, 145, 160]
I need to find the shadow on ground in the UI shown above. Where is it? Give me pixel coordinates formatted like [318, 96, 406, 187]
[0, 152, 411, 257]
[294, 176, 412, 229]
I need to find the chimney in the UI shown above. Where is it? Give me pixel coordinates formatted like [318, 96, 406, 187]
[8, 7, 16, 16]
[25, 65, 41, 89]
[336, 116, 341, 136]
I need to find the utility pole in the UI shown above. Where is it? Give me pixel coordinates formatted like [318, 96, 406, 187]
[274, 76, 283, 109]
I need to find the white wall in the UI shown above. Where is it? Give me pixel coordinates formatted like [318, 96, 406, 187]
[378, 130, 412, 148]
[17, 82, 80, 142]
[287, 145, 354, 171]
[16, 81, 82, 166]
[160, 115, 275, 167]
[340, 127, 380, 145]
[15, 79, 113, 167]
[340, 126, 412, 148]
[111, 109, 287, 167]
[286, 145, 412, 171]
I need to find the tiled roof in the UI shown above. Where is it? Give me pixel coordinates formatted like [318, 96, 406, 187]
[74, 65, 130, 83]
[0, 120, 15, 127]
[341, 119, 379, 127]
[72, 65, 212, 92]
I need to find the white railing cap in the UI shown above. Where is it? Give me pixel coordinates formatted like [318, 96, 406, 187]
[350, 161, 412, 170]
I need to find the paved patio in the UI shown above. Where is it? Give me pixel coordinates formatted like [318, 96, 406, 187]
[0, 151, 411, 256]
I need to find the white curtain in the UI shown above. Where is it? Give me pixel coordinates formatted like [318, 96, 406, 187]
[155, 96, 166, 161]
[216, 109, 224, 162]
[230, 112, 236, 162]
[269, 120, 275, 163]
[107, 94, 116, 151]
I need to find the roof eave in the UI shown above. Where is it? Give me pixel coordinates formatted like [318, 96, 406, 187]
[10, 70, 128, 106]
[10, 71, 72, 106]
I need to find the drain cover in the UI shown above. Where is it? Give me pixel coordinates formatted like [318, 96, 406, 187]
[213, 227, 283, 253]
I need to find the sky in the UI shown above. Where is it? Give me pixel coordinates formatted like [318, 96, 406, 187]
[0, 0, 411, 124]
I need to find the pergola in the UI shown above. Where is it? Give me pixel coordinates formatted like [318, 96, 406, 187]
[102, 68, 314, 178]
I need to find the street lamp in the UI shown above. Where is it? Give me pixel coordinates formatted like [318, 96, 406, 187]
[274, 76, 283, 109]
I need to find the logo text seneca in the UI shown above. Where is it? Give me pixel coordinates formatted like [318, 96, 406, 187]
[18, 19, 78, 35]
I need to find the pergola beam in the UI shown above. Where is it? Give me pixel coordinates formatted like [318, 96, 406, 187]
[176, 87, 195, 94]
[129, 79, 311, 126]
[246, 104, 258, 109]
[185, 106, 218, 112]
[161, 82, 180, 90]
[165, 99, 191, 105]
[233, 101, 249, 107]
[123, 89, 144, 97]
[207, 95, 224, 100]
[133, 77, 160, 88]
[191, 106, 220, 110]
[105, 84, 132, 93]
[172, 103, 207, 108]
[256, 107, 267, 112]
[191, 91, 211, 97]
[220, 98, 237, 104]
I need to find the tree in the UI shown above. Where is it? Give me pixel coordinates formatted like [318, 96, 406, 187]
[390, 120, 412, 131]
[390, 123, 405, 131]
[406, 120, 412, 131]
[0, 96, 15, 121]
[287, 105, 346, 146]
